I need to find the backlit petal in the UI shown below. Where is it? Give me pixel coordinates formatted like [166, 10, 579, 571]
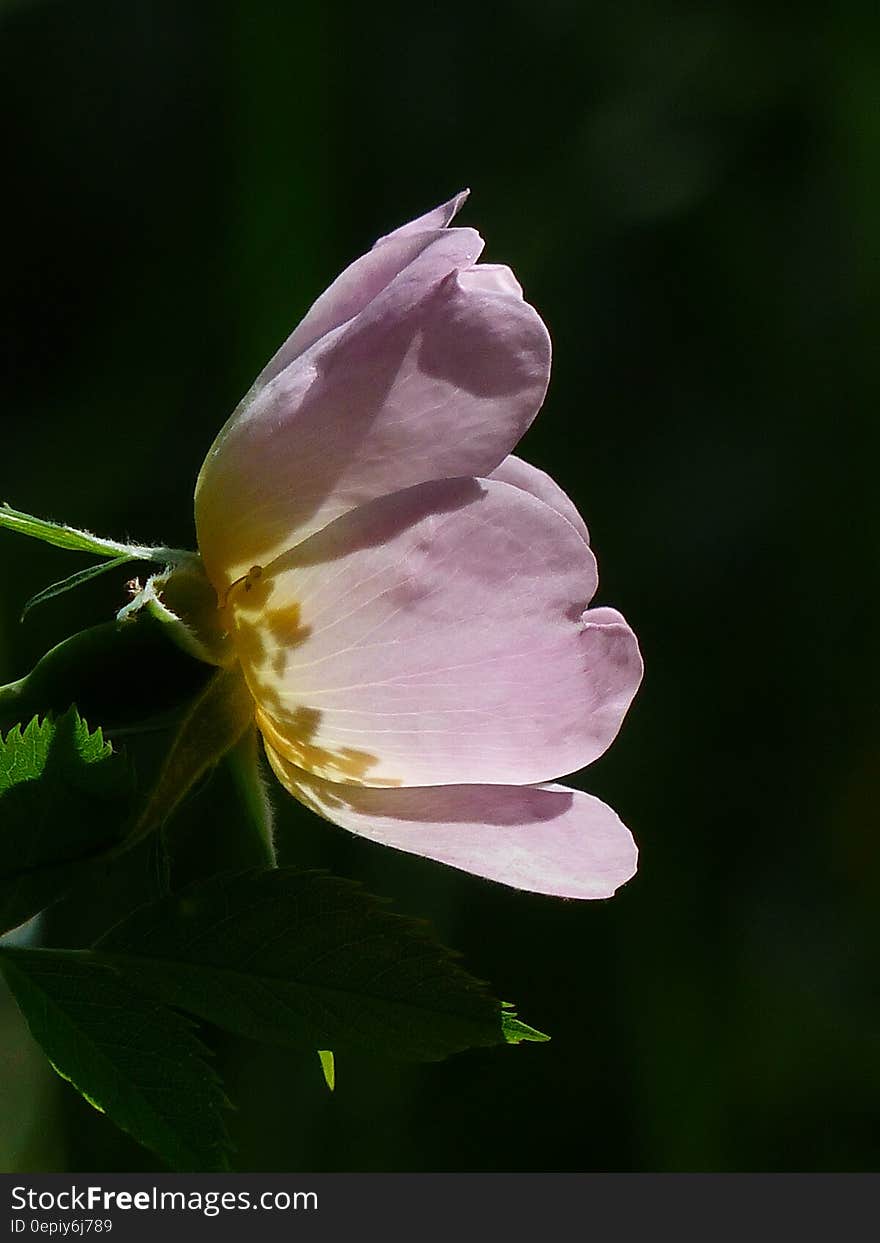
[255, 192, 477, 385]
[264, 750, 638, 900]
[230, 477, 641, 788]
[196, 257, 551, 593]
[380, 189, 470, 239]
[488, 455, 589, 543]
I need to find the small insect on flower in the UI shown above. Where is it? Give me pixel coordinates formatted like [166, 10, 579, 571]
[193, 192, 643, 899]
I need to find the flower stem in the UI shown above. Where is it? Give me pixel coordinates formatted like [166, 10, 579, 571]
[225, 728, 277, 867]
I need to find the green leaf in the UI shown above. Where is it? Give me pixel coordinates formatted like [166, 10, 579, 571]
[317, 1049, 335, 1091]
[0, 709, 132, 935]
[0, 947, 231, 1172]
[20, 554, 136, 621]
[96, 868, 540, 1061]
[501, 1007, 550, 1045]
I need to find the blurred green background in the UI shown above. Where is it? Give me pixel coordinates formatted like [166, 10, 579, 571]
[1, 0, 878, 1172]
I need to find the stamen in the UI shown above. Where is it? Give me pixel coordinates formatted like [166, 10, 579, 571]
[220, 564, 263, 609]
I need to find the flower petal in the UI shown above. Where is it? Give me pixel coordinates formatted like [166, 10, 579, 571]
[197, 254, 552, 593]
[264, 748, 638, 899]
[380, 189, 471, 239]
[488, 455, 590, 543]
[231, 477, 642, 788]
[255, 192, 476, 386]
[457, 263, 523, 298]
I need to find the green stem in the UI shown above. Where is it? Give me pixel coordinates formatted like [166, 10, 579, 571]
[225, 729, 277, 867]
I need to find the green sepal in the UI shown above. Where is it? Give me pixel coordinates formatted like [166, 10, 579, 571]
[123, 667, 255, 850]
[117, 564, 233, 667]
[20, 554, 136, 622]
[0, 501, 195, 567]
[0, 618, 211, 737]
[1, 502, 153, 560]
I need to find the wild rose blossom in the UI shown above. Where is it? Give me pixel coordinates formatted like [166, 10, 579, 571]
[194, 192, 643, 899]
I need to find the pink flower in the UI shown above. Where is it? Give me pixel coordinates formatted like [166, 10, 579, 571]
[194, 193, 642, 899]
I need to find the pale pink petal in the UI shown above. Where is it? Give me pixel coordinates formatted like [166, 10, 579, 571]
[231, 478, 642, 788]
[264, 748, 638, 899]
[197, 260, 552, 593]
[457, 263, 523, 298]
[488, 455, 589, 543]
[380, 189, 470, 239]
[255, 195, 480, 386]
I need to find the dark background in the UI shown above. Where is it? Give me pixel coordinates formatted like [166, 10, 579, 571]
[1, 0, 878, 1171]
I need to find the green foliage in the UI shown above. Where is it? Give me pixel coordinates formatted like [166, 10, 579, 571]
[0, 683, 548, 1169]
[0, 503, 197, 572]
[96, 868, 534, 1061]
[0, 948, 231, 1172]
[0, 618, 211, 737]
[0, 860, 544, 1166]
[0, 709, 119, 795]
[318, 1049, 335, 1091]
[0, 709, 132, 935]
[0, 502, 151, 559]
[501, 1011, 550, 1045]
[20, 554, 136, 621]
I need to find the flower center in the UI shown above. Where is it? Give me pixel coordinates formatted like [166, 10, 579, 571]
[220, 564, 264, 608]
